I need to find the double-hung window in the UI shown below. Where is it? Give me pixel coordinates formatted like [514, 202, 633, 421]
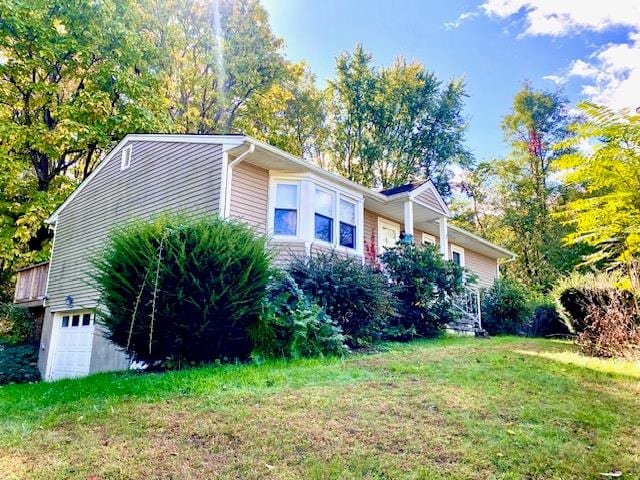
[274, 183, 298, 236]
[339, 198, 357, 249]
[314, 188, 334, 243]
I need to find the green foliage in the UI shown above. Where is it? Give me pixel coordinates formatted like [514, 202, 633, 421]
[93, 215, 272, 365]
[481, 278, 531, 335]
[454, 84, 584, 292]
[250, 272, 347, 359]
[0, 341, 40, 384]
[380, 241, 465, 338]
[556, 103, 640, 281]
[521, 298, 569, 338]
[288, 251, 396, 346]
[551, 270, 633, 334]
[0, 303, 36, 344]
[326, 44, 471, 194]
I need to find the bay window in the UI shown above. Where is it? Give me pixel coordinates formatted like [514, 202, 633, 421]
[274, 183, 298, 236]
[314, 188, 334, 242]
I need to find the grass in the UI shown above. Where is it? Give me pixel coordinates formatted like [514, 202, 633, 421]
[0, 336, 638, 479]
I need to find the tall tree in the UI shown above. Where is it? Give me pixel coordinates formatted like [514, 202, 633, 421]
[150, 0, 287, 134]
[0, 0, 167, 298]
[453, 84, 585, 292]
[557, 103, 640, 289]
[236, 62, 327, 158]
[326, 46, 470, 194]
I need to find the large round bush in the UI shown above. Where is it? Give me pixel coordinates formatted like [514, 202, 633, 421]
[288, 251, 395, 346]
[481, 278, 531, 335]
[381, 242, 465, 339]
[94, 215, 271, 364]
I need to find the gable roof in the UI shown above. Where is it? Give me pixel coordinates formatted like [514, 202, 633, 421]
[380, 180, 427, 196]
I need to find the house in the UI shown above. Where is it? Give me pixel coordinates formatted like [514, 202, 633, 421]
[17, 134, 514, 381]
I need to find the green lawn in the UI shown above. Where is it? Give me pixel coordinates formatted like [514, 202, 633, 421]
[0, 337, 638, 479]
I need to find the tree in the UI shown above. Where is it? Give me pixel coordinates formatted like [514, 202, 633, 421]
[0, 0, 167, 298]
[556, 103, 640, 290]
[236, 63, 327, 158]
[326, 45, 470, 194]
[453, 84, 585, 292]
[150, 0, 287, 134]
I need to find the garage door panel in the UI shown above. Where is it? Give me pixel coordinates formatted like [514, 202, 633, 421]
[50, 311, 95, 381]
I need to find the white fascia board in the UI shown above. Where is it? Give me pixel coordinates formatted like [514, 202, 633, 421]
[448, 223, 516, 259]
[407, 180, 451, 217]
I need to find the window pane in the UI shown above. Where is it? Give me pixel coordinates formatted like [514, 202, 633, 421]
[452, 251, 461, 266]
[276, 184, 297, 209]
[340, 222, 356, 249]
[315, 189, 333, 218]
[315, 214, 333, 242]
[71, 315, 80, 327]
[274, 209, 297, 235]
[61, 316, 69, 328]
[340, 199, 356, 225]
[82, 313, 92, 326]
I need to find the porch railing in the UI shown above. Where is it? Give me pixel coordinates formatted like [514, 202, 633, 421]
[450, 285, 482, 330]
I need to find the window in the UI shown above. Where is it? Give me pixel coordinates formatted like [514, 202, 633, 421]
[61, 315, 69, 328]
[451, 244, 465, 267]
[71, 314, 80, 327]
[378, 218, 400, 253]
[121, 145, 132, 170]
[82, 313, 92, 326]
[274, 183, 298, 236]
[422, 233, 436, 245]
[314, 188, 334, 243]
[339, 198, 356, 249]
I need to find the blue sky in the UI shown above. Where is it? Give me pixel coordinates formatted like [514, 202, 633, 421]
[261, 0, 640, 162]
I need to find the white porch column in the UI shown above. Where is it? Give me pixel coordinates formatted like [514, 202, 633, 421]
[439, 215, 449, 260]
[403, 200, 414, 242]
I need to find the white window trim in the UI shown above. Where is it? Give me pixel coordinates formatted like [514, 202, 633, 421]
[422, 232, 436, 245]
[269, 180, 301, 240]
[120, 145, 132, 171]
[313, 185, 336, 244]
[268, 172, 364, 255]
[378, 217, 401, 254]
[450, 244, 465, 267]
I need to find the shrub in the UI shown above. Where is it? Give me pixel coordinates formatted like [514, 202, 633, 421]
[94, 215, 272, 365]
[288, 251, 395, 346]
[552, 271, 631, 333]
[522, 299, 570, 338]
[0, 341, 40, 384]
[250, 272, 347, 359]
[380, 241, 465, 339]
[0, 303, 36, 344]
[577, 292, 640, 358]
[481, 278, 531, 335]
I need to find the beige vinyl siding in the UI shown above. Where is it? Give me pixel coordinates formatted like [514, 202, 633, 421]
[465, 249, 498, 289]
[47, 141, 224, 312]
[270, 241, 306, 267]
[414, 189, 445, 213]
[228, 161, 269, 234]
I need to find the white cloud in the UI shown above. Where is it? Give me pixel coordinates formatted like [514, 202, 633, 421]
[444, 11, 479, 30]
[481, 1, 640, 111]
[481, 0, 640, 37]
[542, 74, 566, 86]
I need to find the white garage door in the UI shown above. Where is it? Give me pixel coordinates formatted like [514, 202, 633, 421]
[50, 311, 95, 380]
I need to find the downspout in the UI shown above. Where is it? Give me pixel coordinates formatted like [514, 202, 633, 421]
[223, 143, 255, 218]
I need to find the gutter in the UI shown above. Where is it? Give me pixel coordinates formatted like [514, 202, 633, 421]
[222, 143, 255, 218]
